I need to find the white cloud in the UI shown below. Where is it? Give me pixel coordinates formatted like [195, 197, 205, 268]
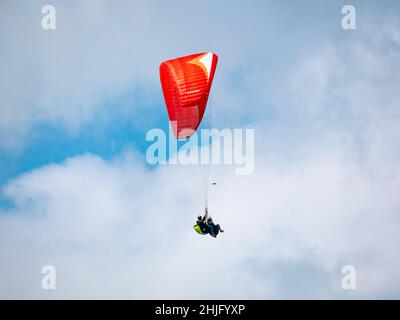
[1, 111, 400, 298]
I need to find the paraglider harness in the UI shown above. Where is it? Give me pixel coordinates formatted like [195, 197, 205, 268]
[194, 224, 208, 235]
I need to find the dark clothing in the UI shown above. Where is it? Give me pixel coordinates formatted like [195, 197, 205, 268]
[207, 223, 221, 237]
[195, 211, 223, 237]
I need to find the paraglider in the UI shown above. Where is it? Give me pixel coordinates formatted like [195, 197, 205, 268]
[159, 52, 223, 237]
[194, 208, 224, 238]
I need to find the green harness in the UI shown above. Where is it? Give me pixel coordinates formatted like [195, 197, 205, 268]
[193, 224, 207, 235]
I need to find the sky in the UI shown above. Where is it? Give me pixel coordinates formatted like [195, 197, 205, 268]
[0, 0, 400, 299]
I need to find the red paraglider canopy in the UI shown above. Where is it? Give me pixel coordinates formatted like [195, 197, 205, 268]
[159, 52, 218, 139]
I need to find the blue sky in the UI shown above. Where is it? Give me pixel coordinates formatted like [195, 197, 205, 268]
[0, 85, 163, 186]
[1, 0, 400, 299]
